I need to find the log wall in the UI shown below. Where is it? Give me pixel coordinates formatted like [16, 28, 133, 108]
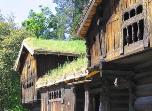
[134, 65, 152, 111]
[110, 88, 129, 111]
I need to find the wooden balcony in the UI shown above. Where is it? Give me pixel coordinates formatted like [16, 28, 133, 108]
[104, 1, 150, 62]
[87, 0, 152, 68]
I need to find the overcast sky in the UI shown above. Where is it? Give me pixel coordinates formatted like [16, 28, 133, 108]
[0, 0, 56, 25]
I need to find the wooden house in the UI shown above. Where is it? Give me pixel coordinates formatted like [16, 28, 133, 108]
[15, 38, 86, 111]
[76, 0, 152, 111]
[36, 57, 88, 111]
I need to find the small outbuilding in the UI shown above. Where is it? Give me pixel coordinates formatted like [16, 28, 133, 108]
[15, 37, 86, 111]
[36, 57, 89, 111]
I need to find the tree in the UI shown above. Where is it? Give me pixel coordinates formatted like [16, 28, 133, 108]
[22, 6, 58, 39]
[23, 1, 89, 40]
[54, 0, 89, 35]
[0, 13, 31, 111]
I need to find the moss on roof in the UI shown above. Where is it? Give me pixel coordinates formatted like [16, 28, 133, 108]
[24, 38, 86, 55]
[36, 57, 88, 88]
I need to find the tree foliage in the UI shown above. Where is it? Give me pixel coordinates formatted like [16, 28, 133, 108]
[22, 6, 58, 39]
[0, 1, 90, 110]
[0, 14, 31, 111]
[54, 0, 89, 35]
[23, 1, 89, 39]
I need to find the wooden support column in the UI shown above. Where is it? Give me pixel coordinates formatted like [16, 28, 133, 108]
[102, 79, 110, 111]
[84, 86, 90, 111]
[129, 80, 136, 111]
[99, 89, 104, 111]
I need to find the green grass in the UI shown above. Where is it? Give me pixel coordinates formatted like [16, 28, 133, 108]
[24, 37, 86, 55]
[36, 57, 88, 88]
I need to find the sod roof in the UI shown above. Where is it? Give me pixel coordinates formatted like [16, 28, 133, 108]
[15, 37, 86, 71]
[36, 57, 88, 89]
[24, 38, 86, 55]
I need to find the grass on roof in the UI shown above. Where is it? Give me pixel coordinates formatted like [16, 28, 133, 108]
[24, 37, 86, 55]
[36, 57, 88, 88]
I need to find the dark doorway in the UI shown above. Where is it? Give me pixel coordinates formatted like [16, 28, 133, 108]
[75, 85, 85, 111]
[94, 93, 100, 111]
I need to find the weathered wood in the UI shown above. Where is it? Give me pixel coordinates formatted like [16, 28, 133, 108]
[134, 96, 152, 111]
[128, 81, 136, 111]
[83, 0, 152, 66]
[102, 70, 134, 76]
[136, 83, 152, 96]
[84, 87, 89, 111]
[21, 53, 37, 104]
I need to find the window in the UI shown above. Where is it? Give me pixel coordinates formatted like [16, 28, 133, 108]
[123, 5, 143, 21]
[49, 90, 62, 101]
[122, 4, 144, 46]
[22, 80, 34, 89]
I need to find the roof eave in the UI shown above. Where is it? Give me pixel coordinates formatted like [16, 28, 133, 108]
[14, 41, 35, 72]
[77, 0, 103, 38]
[36, 69, 89, 89]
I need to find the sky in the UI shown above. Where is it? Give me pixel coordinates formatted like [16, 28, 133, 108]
[0, 0, 56, 25]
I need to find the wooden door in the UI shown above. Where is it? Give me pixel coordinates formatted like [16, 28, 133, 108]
[51, 101, 61, 111]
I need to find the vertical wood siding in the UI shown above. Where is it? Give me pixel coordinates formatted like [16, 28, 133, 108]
[36, 55, 75, 77]
[21, 53, 37, 103]
[41, 86, 77, 111]
[86, 0, 151, 67]
[41, 92, 48, 111]
[147, 0, 152, 47]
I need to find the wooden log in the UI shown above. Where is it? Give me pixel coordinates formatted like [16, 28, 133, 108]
[134, 71, 152, 80]
[136, 76, 152, 85]
[110, 103, 129, 108]
[111, 108, 128, 111]
[134, 60, 152, 71]
[102, 69, 134, 76]
[110, 92, 129, 97]
[110, 99, 129, 104]
[136, 83, 152, 97]
[134, 96, 152, 111]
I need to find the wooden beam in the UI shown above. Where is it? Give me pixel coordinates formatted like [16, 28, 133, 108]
[134, 96, 152, 111]
[86, 71, 99, 78]
[134, 60, 152, 71]
[67, 80, 92, 85]
[102, 70, 135, 76]
[100, 61, 133, 71]
[84, 87, 90, 111]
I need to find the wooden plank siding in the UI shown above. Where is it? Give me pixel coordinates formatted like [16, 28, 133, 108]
[36, 55, 75, 77]
[20, 53, 75, 105]
[40, 85, 78, 111]
[86, 0, 152, 67]
[147, 0, 152, 47]
[41, 92, 49, 111]
[104, 0, 146, 60]
[21, 53, 37, 104]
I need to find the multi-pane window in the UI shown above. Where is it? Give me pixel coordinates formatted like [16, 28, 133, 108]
[122, 4, 144, 46]
[49, 90, 62, 101]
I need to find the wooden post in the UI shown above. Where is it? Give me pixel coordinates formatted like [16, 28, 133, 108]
[84, 86, 90, 111]
[129, 80, 136, 111]
[99, 90, 104, 111]
[102, 79, 110, 111]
